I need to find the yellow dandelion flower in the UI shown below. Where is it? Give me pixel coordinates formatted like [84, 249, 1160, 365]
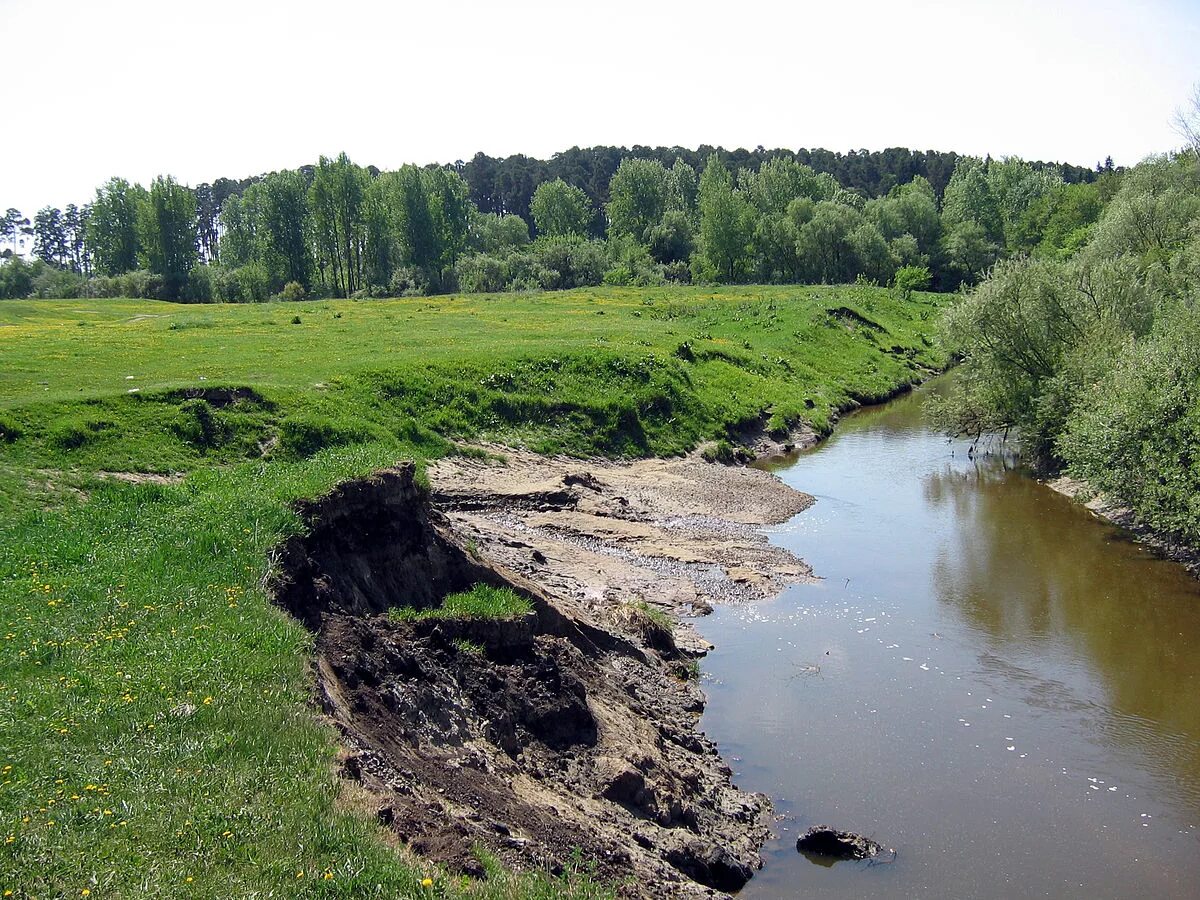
[422, 877, 433, 887]
[82, 890, 91, 897]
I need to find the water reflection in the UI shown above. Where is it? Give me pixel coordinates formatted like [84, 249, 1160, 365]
[701, 378, 1200, 900]
[926, 456, 1200, 807]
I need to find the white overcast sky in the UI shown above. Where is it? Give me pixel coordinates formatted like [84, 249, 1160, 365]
[2, 0, 1197, 213]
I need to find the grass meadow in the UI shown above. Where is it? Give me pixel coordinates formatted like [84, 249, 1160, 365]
[0, 285, 946, 898]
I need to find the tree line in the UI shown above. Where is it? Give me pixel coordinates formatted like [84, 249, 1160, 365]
[0, 145, 1112, 302]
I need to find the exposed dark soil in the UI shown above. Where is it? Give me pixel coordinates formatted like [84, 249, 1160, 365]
[271, 462, 788, 897]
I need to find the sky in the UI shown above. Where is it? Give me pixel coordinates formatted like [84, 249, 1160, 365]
[1, 0, 1197, 214]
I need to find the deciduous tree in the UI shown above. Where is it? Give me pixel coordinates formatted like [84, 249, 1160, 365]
[530, 179, 591, 239]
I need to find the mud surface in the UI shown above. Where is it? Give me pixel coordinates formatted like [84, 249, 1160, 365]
[272, 457, 817, 897]
[431, 448, 816, 656]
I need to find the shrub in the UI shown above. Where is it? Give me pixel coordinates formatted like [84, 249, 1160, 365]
[662, 260, 692, 283]
[117, 270, 156, 299]
[209, 265, 244, 302]
[388, 266, 428, 297]
[233, 263, 270, 302]
[279, 281, 306, 302]
[456, 253, 508, 294]
[0, 257, 36, 299]
[30, 266, 86, 299]
[83, 275, 124, 298]
[1060, 306, 1200, 540]
[893, 264, 932, 299]
[183, 265, 215, 303]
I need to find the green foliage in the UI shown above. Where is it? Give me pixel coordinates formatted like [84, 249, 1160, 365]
[87, 177, 145, 276]
[139, 175, 198, 299]
[942, 219, 999, 283]
[0, 256, 37, 298]
[456, 252, 510, 293]
[259, 170, 313, 289]
[937, 154, 1200, 542]
[941, 157, 1003, 245]
[309, 152, 369, 297]
[696, 155, 753, 283]
[934, 254, 1151, 459]
[1014, 181, 1103, 256]
[1081, 156, 1200, 276]
[182, 264, 215, 302]
[13, 145, 1112, 305]
[893, 264, 932, 299]
[646, 209, 694, 265]
[1059, 305, 1200, 540]
[388, 585, 533, 622]
[233, 261, 270, 302]
[607, 158, 668, 241]
[29, 264, 86, 299]
[530, 178, 593, 239]
[604, 234, 664, 286]
[279, 280, 306, 302]
[472, 212, 530, 253]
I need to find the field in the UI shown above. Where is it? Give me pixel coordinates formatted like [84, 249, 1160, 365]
[0, 285, 947, 898]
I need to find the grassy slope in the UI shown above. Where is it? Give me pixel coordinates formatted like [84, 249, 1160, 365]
[0, 285, 946, 898]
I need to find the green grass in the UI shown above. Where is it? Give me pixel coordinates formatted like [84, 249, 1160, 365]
[0, 285, 948, 898]
[388, 586, 533, 623]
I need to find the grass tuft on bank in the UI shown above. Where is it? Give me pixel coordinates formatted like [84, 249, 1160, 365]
[0, 285, 946, 897]
[388, 586, 533, 623]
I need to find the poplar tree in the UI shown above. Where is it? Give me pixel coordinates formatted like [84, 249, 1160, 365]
[697, 155, 752, 282]
[139, 175, 198, 299]
[87, 178, 145, 275]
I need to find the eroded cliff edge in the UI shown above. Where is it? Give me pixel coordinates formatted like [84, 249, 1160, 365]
[270, 454, 815, 897]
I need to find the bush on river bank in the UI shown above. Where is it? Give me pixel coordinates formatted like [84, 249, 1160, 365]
[933, 154, 1200, 541]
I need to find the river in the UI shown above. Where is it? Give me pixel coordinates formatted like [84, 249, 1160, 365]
[698, 380, 1200, 899]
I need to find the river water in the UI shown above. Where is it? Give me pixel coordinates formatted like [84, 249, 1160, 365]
[698, 381, 1200, 899]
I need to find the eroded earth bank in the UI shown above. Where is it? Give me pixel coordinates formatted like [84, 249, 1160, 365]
[270, 449, 817, 897]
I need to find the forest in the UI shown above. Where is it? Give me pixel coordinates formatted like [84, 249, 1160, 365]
[0, 145, 1108, 303]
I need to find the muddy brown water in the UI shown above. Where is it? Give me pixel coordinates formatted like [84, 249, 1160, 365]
[698, 381, 1200, 899]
